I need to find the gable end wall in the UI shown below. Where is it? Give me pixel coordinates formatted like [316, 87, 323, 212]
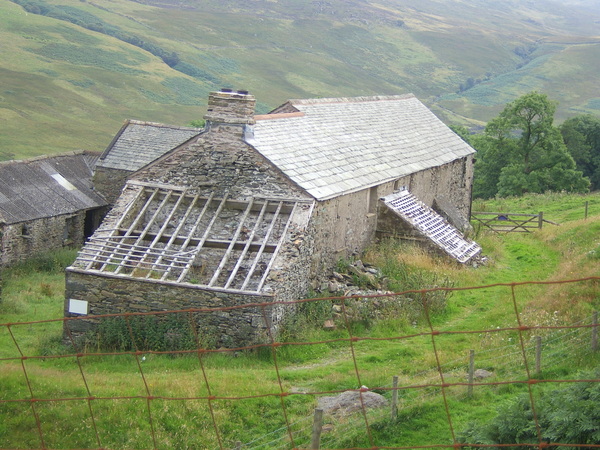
[1, 213, 87, 266]
[310, 156, 474, 279]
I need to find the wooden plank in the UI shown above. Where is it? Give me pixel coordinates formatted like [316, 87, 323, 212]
[146, 193, 200, 279]
[96, 232, 277, 253]
[84, 187, 146, 270]
[241, 201, 284, 291]
[161, 192, 215, 281]
[98, 188, 159, 271]
[127, 180, 188, 191]
[257, 202, 298, 292]
[176, 193, 229, 283]
[114, 190, 174, 274]
[224, 201, 269, 289]
[208, 198, 255, 287]
[78, 239, 197, 271]
[131, 190, 188, 276]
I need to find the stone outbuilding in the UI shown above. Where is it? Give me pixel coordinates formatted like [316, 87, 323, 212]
[93, 120, 203, 204]
[0, 152, 108, 267]
[64, 90, 480, 346]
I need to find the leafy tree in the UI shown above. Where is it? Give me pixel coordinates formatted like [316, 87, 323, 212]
[459, 370, 600, 448]
[472, 92, 590, 198]
[560, 114, 600, 190]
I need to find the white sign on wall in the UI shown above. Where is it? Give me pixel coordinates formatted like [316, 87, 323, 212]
[68, 299, 89, 315]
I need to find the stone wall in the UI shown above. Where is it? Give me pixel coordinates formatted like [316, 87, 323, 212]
[134, 125, 308, 201]
[402, 156, 474, 221]
[93, 167, 131, 205]
[0, 212, 86, 266]
[64, 271, 280, 348]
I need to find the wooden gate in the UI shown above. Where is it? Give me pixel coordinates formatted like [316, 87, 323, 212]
[470, 211, 554, 233]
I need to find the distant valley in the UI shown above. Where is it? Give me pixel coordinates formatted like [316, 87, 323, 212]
[1, 0, 599, 159]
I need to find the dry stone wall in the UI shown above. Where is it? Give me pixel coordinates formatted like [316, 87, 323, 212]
[64, 271, 277, 348]
[93, 167, 131, 205]
[0, 213, 85, 266]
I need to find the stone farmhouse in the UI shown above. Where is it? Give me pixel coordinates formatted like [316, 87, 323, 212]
[64, 90, 480, 346]
[0, 152, 108, 267]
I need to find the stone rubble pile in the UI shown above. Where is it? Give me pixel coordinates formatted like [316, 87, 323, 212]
[316, 260, 419, 329]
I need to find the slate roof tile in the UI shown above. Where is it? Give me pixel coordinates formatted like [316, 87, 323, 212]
[97, 120, 202, 172]
[249, 94, 475, 200]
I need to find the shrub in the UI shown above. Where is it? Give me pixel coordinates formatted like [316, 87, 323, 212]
[458, 369, 600, 448]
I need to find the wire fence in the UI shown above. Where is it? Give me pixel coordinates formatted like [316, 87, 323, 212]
[1, 277, 599, 449]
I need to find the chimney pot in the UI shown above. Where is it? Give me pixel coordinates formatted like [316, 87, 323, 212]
[204, 90, 256, 125]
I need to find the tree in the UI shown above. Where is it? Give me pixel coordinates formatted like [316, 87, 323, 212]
[560, 114, 600, 190]
[472, 92, 590, 198]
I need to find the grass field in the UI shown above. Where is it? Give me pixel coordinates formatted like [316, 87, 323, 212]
[1, 191, 599, 448]
[1, 0, 599, 160]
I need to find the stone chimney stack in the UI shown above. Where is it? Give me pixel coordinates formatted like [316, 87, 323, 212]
[203, 89, 256, 126]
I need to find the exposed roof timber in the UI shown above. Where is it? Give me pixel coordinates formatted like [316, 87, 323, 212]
[73, 186, 309, 293]
[256, 201, 298, 292]
[176, 193, 230, 283]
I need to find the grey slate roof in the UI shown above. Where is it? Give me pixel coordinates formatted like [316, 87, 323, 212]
[97, 120, 203, 172]
[247, 94, 476, 200]
[0, 152, 108, 225]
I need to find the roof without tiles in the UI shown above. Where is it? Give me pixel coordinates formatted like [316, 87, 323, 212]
[0, 152, 108, 225]
[247, 94, 476, 201]
[97, 120, 203, 172]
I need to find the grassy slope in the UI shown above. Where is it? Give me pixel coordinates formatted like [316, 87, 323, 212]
[1, 192, 599, 448]
[1, 0, 599, 159]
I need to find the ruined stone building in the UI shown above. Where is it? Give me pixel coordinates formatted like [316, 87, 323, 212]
[0, 152, 108, 267]
[64, 90, 480, 346]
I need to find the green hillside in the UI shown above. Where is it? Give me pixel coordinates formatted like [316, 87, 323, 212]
[1, 0, 599, 159]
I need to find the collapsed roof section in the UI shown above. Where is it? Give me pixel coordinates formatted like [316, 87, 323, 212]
[71, 181, 314, 294]
[382, 190, 481, 264]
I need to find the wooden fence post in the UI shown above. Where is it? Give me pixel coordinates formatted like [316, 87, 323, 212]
[585, 201, 589, 220]
[538, 211, 544, 229]
[592, 311, 598, 352]
[468, 349, 475, 397]
[234, 441, 242, 450]
[535, 336, 542, 374]
[311, 408, 324, 450]
[391, 375, 399, 420]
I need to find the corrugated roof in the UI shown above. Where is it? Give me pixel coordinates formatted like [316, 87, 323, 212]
[0, 152, 108, 224]
[97, 120, 203, 172]
[248, 94, 476, 200]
